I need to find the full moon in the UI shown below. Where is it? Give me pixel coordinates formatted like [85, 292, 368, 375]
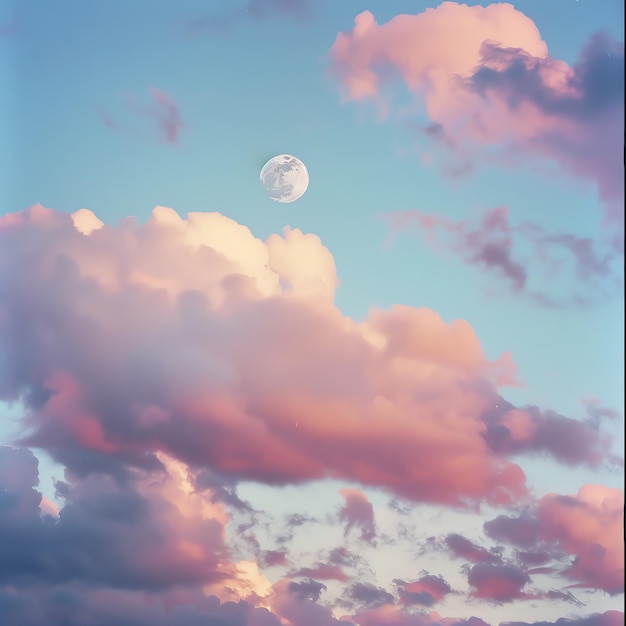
[260, 154, 309, 203]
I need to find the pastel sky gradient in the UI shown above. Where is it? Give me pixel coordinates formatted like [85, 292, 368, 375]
[0, 1, 623, 625]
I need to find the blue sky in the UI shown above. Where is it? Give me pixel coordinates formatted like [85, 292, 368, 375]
[3, 0, 623, 416]
[0, 1, 623, 625]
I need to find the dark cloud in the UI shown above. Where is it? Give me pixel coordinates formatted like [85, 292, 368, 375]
[501, 610, 624, 626]
[287, 578, 326, 602]
[192, 467, 252, 511]
[481, 400, 621, 468]
[467, 563, 531, 603]
[514, 550, 561, 567]
[482, 485, 624, 595]
[327, 546, 362, 568]
[260, 549, 289, 568]
[338, 488, 377, 545]
[394, 573, 453, 607]
[0, 447, 228, 592]
[467, 33, 625, 228]
[484, 510, 542, 548]
[445, 534, 502, 564]
[344, 582, 394, 609]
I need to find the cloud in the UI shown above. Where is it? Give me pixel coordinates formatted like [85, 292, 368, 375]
[343, 581, 394, 609]
[539, 485, 624, 594]
[0, 446, 231, 591]
[466, 562, 531, 603]
[0, 445, 621, 621]
[383, 207, 620, 307]
[287, 578, 327, 602]
[338, 488, 377, 544]
[291, 563, 349, 582]
[484, 485, 624, 594]
[501, 611, 624, 626]
[394, 573, 453, 607]
[329, 4, 624, 231]
[445, 533, 502, 564]
[271, 579, 352, 626]
[484, 509, 542, 549]
[1, 204, 622, 622]
[0, 585, 283, 626]
[0, 204, 528, 508]
[349, 604, 493, 626]
[96, 88, 183, 144]
[481, 400, 621, 468]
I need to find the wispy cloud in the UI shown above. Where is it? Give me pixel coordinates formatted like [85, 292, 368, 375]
[383, 206, 620, 307]
[96, 88, 183, 144]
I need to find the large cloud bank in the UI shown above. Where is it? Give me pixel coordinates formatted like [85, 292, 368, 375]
[0, 204, 622, 624]
[329, 2, 624, 232]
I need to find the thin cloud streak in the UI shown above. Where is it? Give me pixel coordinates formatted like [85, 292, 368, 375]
[96, 88, 183, 144]
[383, 206, 620, 307]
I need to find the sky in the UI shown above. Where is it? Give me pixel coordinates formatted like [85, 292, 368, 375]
[0, 0, 624, 625]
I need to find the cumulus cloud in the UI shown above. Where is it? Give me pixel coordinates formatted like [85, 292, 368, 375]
[0, 440, 621, 622]
[1, 203, 623, 624]
[0, 585, 284, 626]
[484, 485, 624, 594]
[329, 3, 624, 231]
[0, 204, 527, 507]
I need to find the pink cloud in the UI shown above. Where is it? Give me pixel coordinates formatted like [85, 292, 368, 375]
[484, 485, 624, 594]
[329, 4, 624, 232]
[384, 206, 620, 307]
[269, 578, 350, 625]
[0, 443, 621, 623]
[338, 488, 377, 544]
[0, 204, 530, 508]
[481, 400, 621, 468]
[97, 88, 183, 144]
[467, 563, 530, 603]
[539, 485, 624, 594]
